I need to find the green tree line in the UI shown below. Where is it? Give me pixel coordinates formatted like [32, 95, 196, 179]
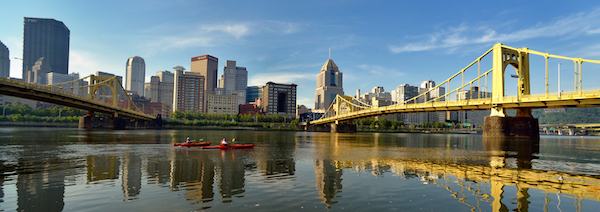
[169, 110, 296, 123]
[532, 107, 600, 124]
[1, 101, 86, 117]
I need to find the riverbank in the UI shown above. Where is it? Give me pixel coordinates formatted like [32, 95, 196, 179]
[0, 121, 78, 128]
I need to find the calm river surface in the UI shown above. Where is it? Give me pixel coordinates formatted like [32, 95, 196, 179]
[1, 127, 600, 211]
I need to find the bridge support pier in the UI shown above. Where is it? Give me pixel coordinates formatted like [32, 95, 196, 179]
[483, 116, 539, 139]
[78, 113, 162, 129]
[330, 123, 356, 133]
[305, 122, 356, 133]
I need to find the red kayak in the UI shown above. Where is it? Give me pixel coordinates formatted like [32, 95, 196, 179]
[173, 142, 211, 147]
[201, 144, 255, 149]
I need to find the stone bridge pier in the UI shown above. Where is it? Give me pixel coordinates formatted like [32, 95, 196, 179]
[306, 121, 356, 133]
[79, 112, 162, 129]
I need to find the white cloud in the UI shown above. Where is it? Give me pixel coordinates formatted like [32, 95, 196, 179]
[69, 50, 121, 77]
[357, 64, 404, 76]
[202, 23, 251, 39]
[389, 8, 600, 53]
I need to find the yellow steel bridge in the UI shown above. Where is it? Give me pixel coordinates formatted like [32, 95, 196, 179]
[0, 75, 154, 120]
[312, 43, 600, 126]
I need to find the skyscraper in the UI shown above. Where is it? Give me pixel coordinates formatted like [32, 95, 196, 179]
[220, 60, 248, 105]
[262, 82, 297, 117]
[22, 17, 70, 82]
[191, 55, 218, 112]
[191, 55, 218, 92]
[0, 41, 9, 78]
[315, 58, 344, 110]
[126, 56, 146, 96]
[173, 69, 205, 112]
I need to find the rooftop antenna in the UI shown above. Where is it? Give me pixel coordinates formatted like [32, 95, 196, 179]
[329, 48, 331, 59]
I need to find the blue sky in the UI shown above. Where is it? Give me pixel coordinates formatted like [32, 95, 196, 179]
[2, 0, 600, 108]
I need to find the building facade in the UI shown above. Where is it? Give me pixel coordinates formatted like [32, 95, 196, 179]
[191, 54, 218, 92]
[23, 17, 70, 81]
[144, 68, 175, 115]
[262, 82, 297, 117]
[315, 58, 344, 110]
[47, 72, 88, 96]
[191, 55, 218, 112]
[205, 91, 239, 115]
[0, 41, 8, 78]
[391, 84, 419, 104]
[95, 71, 124, 101]
[126, 56, 146, 96]
[220, 60, 248, 105]
[173, 69, 205, 112]
[246, 86, 263, 104]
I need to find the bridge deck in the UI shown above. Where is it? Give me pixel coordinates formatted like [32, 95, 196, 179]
[312, 90, 600, 125]
[0, 78, 154, 120]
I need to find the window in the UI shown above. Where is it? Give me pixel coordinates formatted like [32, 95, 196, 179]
[277, 92, 287, 112]
[330, 72, 336, 86]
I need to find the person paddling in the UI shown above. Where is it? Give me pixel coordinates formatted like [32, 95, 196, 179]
[221, 137, 229, 146]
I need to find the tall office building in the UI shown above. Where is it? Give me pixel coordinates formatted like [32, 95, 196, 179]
[191, 55, 218, 112]
[392, 84, 419, 104]
[173, 69, 205, 112]
[145, 68, 175, 111]
[191, 55, 218, 92]
[315, 58, 344, 110]
[22, 17, 70, 82]
[0, 41, 9, 78]
[262, 82, 297, 117]
[220, 60, 248, 105]
[126, 56, 145, 96]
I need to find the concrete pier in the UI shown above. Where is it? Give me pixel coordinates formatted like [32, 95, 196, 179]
[306, 123, 356, 133]
[483, 116, 539, 139]
[79, 114, 162, 129]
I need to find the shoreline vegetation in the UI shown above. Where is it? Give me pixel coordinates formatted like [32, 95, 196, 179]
[2, 102, 599, 134]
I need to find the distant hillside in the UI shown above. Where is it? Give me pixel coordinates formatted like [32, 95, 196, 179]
[532, 107, 600, 124]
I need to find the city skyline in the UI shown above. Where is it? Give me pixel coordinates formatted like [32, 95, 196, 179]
[2, 1, 600, 108]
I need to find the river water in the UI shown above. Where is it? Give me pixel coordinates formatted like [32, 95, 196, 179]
[1, 127, 600, 211]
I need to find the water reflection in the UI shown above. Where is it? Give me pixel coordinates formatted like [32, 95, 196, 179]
[1, 128, 600, 211]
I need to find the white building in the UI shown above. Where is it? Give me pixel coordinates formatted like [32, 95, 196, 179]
[126, 56, 145, 96]
[47, 72, 88, 96]
[219, 60, 248, 105]
[315, 58, 344, 110]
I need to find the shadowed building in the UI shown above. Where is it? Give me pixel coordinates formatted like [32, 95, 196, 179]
[22, 17, 70, 82]
[0, 41, 8, 78]
[315, 58, 344, 110]
[262, 82, 297, 117]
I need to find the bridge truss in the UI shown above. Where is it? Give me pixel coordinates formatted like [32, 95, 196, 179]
[0, 74, 153, 120]
[312, 43, 600, 125]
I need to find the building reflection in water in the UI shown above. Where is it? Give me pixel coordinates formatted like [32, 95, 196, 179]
[16, 146, 66, 212]
[309, 132, 598, 211]
[215, 150, 246, 202]
[169, 149, 215, 204]
[122, 152, 142, 200]
[87, 155, 120, 182]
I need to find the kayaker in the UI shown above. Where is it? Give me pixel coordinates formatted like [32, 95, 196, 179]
[221, 137, 228, 146]
[186, 137, 192, 143]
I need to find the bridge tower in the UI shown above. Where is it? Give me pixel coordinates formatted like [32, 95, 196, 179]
[79, 75, 160, 129]
[484, 43, 539, 139]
